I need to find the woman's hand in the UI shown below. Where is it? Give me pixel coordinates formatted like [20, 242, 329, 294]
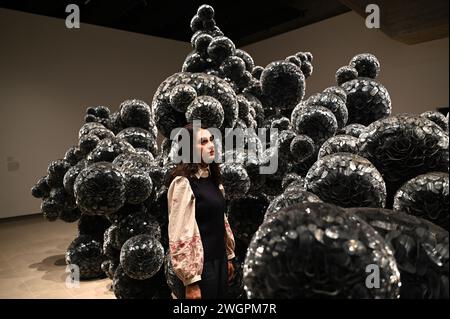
[185, 283, 201, 299]
[186, 283, 201, 299]
[227, 260, 235, 283]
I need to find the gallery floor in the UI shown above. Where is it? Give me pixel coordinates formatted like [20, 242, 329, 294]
[0, 215, 114, 299]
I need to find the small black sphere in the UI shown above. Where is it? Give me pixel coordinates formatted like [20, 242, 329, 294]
[65, 235, 105, 280]
[291, 104, 338, 145]
[350, 53, 380, 79]
[420, 111, 449, 132]
[235, 49, 255, 71]
[207, 36, 236, 63]
[290, 135, 316, 163]
[306, 92, 348, 128]
[119, 99, 152, 129]
[220, 56, 246, 80]
[306, 153, 386, 208]
[197, 4, 215, 21]
[317, 135, 359, 158]
[185, 95, 224, 128]
[190, 14, 203, 32]
[336, 66, 358, 85]
[116, 205, 161, 246]
[193, 33, 213, 56]
[86, 137, 135, 163]
[323, 86, 347, 103]
[120, 234, 164, 280]
[79, 134, 100, 155]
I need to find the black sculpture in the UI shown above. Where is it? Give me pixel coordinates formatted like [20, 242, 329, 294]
[31, 4, 449, 299]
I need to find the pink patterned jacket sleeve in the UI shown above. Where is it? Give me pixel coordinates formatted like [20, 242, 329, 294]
[219, 184, 236, 261]
[167, 176, 204, 286]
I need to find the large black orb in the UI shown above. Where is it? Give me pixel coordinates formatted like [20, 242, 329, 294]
[393, 172, 449, 231]
[120, 234, 164, 280]
[261, 61, 305, 110]
[74, 162, 126, 215]
[264, 188, 321, 222]
[350, 207, 449, 299]
[306, 153, 386, 208]
[243, 202, 401, 299]
[65, 235, 105, 280]
[420, 111, 449, 132]
[358, 115, 449, 207]
[291, 104, 338, 145]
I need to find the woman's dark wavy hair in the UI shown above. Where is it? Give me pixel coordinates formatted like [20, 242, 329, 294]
[167, 123, 223, 187]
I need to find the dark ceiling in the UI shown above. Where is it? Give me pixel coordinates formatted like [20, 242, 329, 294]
[0, 0, 351, 46]
[0, 0, 447, 46]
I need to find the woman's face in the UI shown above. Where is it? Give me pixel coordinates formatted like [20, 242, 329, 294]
[195, 128, 215, 164]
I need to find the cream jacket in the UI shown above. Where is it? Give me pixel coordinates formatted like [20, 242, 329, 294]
[167, 166, 236, 286]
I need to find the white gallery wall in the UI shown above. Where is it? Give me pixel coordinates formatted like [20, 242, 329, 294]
[243, 11, 449, 114]
[0, 9, 448, 218]
[0, 8, 191, 218]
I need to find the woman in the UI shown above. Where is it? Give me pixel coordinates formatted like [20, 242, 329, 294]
[167, 123, 236, 299]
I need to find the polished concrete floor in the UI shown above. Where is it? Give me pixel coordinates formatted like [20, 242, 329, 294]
[0, 214, 114, 299]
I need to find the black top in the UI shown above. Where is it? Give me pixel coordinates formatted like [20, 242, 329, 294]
[188, 174, 226, 261]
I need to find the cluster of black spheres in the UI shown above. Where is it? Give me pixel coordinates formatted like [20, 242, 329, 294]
[32, 4, 448, 299]
[32, 99, 173, 298]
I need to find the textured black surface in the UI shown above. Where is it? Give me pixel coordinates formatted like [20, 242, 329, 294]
[393, 172, 449, 230]
[306, 153, 386, 208]
[317, 135, 359, 159]
[244, 202, 401, 298]
[65, 234, 106, 280]
[30, 4, 450, 299]
[120, 234, 164, 280]
[359, 115, 449, 207]
[350, 207, 449, 299]
[74, 162, 127, 215]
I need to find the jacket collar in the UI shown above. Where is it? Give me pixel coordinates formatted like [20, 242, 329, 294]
[195, 165, 210, 179]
